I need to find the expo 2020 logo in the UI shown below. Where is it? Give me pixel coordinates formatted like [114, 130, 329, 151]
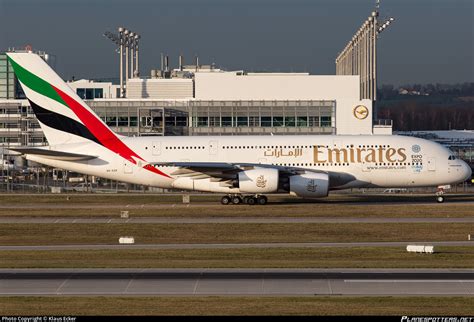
[412, 145, 421, 153]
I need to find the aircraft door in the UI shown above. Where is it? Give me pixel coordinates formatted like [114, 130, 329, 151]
[152, 141, 161, 156]
[123, 161, 133, 174]
[209, 140, 218, 156]
[428, 157, 436, 171]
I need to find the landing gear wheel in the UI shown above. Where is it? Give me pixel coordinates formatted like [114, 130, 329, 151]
[243, 196, 251, 204]
[247, 197, 256, 205]
[221, 196, 231, 205]
[232, 196, 242, 204]
[257, 195, 268, 205]
[436, 196, 444, 203]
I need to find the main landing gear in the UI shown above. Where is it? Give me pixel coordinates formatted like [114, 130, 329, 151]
[221, 194, 268, 205]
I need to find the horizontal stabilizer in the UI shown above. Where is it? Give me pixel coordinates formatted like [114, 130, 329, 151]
[8, 147, 97, 161]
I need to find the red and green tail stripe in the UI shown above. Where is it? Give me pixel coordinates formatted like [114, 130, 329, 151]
[8, 56, 170, 179]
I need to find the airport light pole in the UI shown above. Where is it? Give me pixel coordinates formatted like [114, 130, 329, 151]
[104, 27, 141, 95]
[335, 3, 394, 103]
[134, 34, 140, 77]
[103, 29, 124, 97]
[130, 32, 135, 79]
[124, 29, 130, 83]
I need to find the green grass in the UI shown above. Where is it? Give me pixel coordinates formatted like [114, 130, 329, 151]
[1, 296, 473, 315]
[0, 193, 194, 205]
[1, 193, 473, 218]
[1, 247, 473, 268]
[0, 223, 472, 245]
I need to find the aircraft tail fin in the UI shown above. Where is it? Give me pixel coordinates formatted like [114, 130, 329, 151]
[7, 52, 171, 178]
[6, 52, 117, 147]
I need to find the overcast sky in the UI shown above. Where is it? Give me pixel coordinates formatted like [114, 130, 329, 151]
[0, 0, 472, 85]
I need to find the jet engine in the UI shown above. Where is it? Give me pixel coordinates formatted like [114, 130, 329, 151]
[238, 168, 279, 193]
[289, 172, 329, 198]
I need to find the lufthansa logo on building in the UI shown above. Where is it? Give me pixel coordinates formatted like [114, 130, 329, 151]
[353, 105, 369, 120]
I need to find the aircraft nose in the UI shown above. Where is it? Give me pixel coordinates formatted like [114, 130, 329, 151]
[463, 161, 472, 181]
[460, 160, 472, 182]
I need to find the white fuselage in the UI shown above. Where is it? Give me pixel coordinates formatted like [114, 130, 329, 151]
[26, 135, 471, 194]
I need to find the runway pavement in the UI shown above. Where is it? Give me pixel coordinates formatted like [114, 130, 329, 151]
[1, 217, 473, 224]
[2, 241, 473, 251]
[1, 268, 472, 296]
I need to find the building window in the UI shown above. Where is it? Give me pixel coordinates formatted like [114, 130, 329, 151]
[85, 88, 94, 99]
[249, 116, 259, 127]
[94, 88, 103, 99]
[297, 116, 308, 127]
[285, 117, 295, 127]
[321, 116, 331, 127]
[221, 117, 232, 127]
[117, 117, 128, 126]
[209, 116, 220, 127]
[77, 88, 86, 99]
[197, 117, 208, 127]
[129, 117, 138, 127]
[273, 117, 284, 127]
[176, 117, 187, 126]
[236, 116, 248, 127]
[261, 117, 272, 127]
[105, 117, 117, 126]
[76, 88, 104, 99]
[165, 117, 176, 126]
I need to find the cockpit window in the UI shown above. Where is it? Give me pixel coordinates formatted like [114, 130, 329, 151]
[448, 155, 457, 160]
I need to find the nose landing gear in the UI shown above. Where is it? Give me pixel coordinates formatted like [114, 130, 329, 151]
[435, 185, 449, 203]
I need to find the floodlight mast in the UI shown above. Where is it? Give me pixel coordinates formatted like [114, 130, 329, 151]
[335, 0, 395, 104]
[104, 27, 142, 96]
[118, 27, 125, 98]
[130, 32, 135, 79]
[124, 29, 129, 83]
[372, 10, 378, 102]
[103, 30, 124, 97]
[134, 34, 140, 77]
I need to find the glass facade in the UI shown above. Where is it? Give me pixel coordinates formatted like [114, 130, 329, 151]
[0, 102, 45, 146]
[189, 100, 335, 135]
[0, 98, 336, 149]
[0, 54, 15, 99]
[88, 99, 335, 137]
[76, 88, 103, 99]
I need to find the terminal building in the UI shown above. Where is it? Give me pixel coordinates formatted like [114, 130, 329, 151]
[70, 71, 384, 138]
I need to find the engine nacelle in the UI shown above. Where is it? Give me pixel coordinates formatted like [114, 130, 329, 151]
[238, 168, 279, 193]
[289, 172, 329, 198]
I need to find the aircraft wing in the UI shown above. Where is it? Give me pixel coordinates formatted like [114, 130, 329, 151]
[153, 162, 249, 179]
[8, 147, 98, 161]
[152, 162, 355, 187]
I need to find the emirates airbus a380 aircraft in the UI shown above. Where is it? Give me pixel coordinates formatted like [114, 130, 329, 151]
[7, 53, 471, 204]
